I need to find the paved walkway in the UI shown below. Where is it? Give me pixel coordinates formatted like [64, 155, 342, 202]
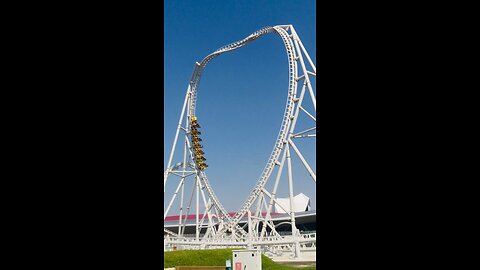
[272, 256, 316, 264]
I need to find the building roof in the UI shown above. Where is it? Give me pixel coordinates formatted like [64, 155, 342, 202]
[274, 193, 311, 214]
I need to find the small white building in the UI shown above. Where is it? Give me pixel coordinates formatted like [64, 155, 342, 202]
[275, 193, 311, 214]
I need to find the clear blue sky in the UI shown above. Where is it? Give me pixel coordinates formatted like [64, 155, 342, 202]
[164, 0, 316, 212]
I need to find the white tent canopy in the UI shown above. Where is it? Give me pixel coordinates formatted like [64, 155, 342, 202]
[275, 193, 311, 214]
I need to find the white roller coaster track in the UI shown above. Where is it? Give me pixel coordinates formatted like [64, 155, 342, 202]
[164, 25, 316, 258]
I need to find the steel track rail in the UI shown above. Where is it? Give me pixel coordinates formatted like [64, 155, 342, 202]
[186, 25, 298, 237]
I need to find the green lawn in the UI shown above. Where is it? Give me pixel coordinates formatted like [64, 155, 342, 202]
[164, 248, 315, 270]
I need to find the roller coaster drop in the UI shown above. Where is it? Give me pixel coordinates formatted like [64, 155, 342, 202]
[164, 25, 316, 258]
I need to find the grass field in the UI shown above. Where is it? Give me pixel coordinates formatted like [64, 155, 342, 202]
[164, 249, 315, 270]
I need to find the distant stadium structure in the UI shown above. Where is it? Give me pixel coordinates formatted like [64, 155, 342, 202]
[164, 25, 316, 259]
[275, 193, 311, 214]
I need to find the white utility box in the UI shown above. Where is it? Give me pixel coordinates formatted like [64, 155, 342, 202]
[232, 249, 262, 270]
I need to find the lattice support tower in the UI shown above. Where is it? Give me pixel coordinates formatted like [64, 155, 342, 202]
[164, 25, 316, 258]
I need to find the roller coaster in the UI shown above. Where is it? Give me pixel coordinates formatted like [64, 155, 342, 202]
[164, 25, 316, 258]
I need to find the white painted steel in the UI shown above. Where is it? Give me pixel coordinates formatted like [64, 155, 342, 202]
[164, 25, 316, 258]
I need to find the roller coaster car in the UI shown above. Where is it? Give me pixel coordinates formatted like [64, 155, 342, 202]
[192, 143, 203, 148]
